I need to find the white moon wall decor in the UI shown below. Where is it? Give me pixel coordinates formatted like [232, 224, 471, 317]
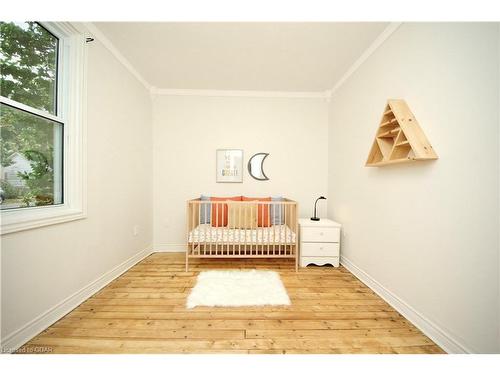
[248, 153, 269, 181]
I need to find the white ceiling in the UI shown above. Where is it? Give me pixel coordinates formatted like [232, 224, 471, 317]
[94, 22, 388, 92]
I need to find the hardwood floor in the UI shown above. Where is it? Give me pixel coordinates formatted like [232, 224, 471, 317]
[18, 253, 445, 354]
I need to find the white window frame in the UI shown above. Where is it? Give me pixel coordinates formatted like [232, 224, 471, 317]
[0, 22, 87, 235]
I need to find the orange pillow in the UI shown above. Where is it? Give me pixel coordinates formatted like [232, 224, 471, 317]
[210, 196, 242, 227]
[242, 196, 271, 227]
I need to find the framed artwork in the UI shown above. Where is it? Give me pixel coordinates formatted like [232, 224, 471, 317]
[216, 149, 243, 183]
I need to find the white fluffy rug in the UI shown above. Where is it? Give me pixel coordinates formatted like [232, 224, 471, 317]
[186, 270, 291, 308]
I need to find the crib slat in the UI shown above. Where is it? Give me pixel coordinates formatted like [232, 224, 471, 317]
[245, 203, 248, 256]
[262, 203, 266, 256]
[238, 202, 241, 256]
[218, 202, 221, 256]
[215, 204, 219, 255]
[270, 204, 279, 255]
[273, 203, 277, 255]
[267, 203, 270, 256]
[195, 201, 198, 254]
[239, 204, 244, 255]
[285, 206, 290, 255]
[250, 203, 254, 256]
[208, 203, 211, 255]
[293, 205, 299, 262]
[202, 202, 206, 256]
[252, 204, 255, 256]
[207, 203, 210, 256]
[279, 202, 286, 253]
[194, 202, 201, 255]
[283, 203, 286, 256]
[186, 201, 189, 270]
[221, 202, 225, 255]
[217, 203, 220, 256]
[289, 204, 292, 256]
[226, 202, 229, 255]
[276, 203, 279, 255]
[261, 204, 271, 255]
[218, 203, 221, 256]
[224, 205, 228, 256]
[223, 206, 226, 256]
[195, 202, 198, 255]
[191, 203, 194, 255]
[227, 204, 230, 255]
[261, 204, 264, 256]
[249, 204, 252, 256]
[240, 202, 243, 256]
[271, 203, 274, 256]
[278, 202, 281, 255]
[192, 202, 195, 255]
[212, 203, 216, 256]
[243, 204, 247, 255]
[282, 203, 285, 256]
[229, 202, 232, 255]
[293, 203, 299, 272]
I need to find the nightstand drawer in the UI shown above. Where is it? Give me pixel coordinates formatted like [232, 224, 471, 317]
[300, 227, 339, 242]
[301, 242, 339, 257]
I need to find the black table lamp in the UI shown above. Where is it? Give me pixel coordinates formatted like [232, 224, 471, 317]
[311, 196, 326, 221]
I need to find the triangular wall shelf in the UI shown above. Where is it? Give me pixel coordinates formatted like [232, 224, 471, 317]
[365, 99, 438, 167]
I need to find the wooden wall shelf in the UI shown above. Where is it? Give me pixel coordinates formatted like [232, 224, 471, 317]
[365, 99, 438, 167]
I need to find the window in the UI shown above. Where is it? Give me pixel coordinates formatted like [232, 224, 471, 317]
[1, 22, 62, 210]
[0, 22, 86, 234]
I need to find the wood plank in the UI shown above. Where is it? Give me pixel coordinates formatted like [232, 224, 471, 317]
[25, 336, 436, 350]
[84, 294, 381, 306]
[93, 288, 374, 298]
[76, 305, 395, 314]
[67, 310, 403, 320]
[41, 327, 245, 340]
[52, 318, 413, 331]
[245, 328, 421, 339]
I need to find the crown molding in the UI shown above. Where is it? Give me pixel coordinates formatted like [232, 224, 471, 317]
[82, 22, 152, 92]
[152, 88, 330, 99]
[328, 22, 402, 99]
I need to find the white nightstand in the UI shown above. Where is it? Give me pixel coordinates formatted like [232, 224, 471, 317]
[299, 218, 341, 267]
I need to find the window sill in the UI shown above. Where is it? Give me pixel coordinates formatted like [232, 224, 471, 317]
[1, 205, 86, 235]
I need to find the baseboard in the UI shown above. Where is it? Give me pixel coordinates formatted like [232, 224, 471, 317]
[340, 256, 472, 354]
[154, 243, 187, 252]
[1, 245, 153, 353]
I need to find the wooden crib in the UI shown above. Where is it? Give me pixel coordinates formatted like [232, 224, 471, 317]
[186, 198, 299, 271]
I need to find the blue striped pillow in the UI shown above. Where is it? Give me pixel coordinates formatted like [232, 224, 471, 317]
[271, 196, 285, 225]
[199, 195, 211, 224]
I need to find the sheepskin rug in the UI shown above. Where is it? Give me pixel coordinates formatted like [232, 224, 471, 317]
[186, 270, 291, 308]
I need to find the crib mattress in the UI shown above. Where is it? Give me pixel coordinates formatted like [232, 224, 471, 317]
[188, 224, 296, 244]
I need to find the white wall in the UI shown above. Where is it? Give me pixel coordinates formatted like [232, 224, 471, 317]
[1, 38, 153, 344]
[153, 95, 328, 249]
[327, 23, 499, 353]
